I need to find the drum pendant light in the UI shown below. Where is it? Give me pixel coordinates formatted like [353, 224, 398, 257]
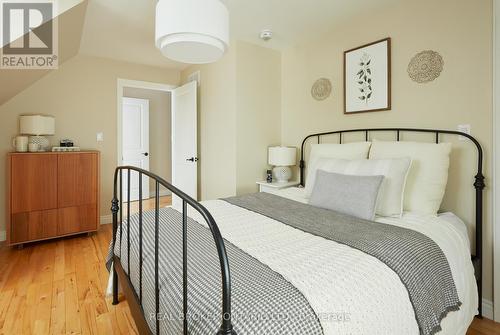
[155, 0, 229, 64]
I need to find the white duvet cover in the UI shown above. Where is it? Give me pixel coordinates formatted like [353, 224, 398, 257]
[188, 187, 477, 335]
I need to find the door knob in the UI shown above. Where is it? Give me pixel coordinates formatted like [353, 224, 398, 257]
[186, 157, 199, 162]
[143, 152, 149, 156]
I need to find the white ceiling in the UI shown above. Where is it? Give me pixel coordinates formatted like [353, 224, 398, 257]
[221, 0, 400, 49]
[80, 0, 400, 70]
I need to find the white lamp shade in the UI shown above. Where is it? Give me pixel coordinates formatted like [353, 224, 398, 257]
[155, 0, 229, 64]
[19, 115, 55, 135]
[268, 147, 296, 166]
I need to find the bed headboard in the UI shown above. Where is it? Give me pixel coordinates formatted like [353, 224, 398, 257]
[299, 127, 485, 316]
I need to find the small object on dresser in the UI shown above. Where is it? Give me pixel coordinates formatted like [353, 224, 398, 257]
[60, 139, 74, 147]
[12, 136, 28, 152]
[52, 146, 81, 152]
[266, 170, 273, 183]
[28, 143, 40, 152]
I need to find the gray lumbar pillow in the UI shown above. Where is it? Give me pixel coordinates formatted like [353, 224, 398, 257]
[309, 170, 384, 221]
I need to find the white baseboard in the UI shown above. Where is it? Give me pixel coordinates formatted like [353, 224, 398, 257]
[483, 298, 494, 319]
[0, 230, 5, 242]
[100, 215, 113, 225]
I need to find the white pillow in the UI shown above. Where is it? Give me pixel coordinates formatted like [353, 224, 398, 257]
[308, 157, 412, 217]
[305, 142, 371, 195]
[369, 140, 452, 215]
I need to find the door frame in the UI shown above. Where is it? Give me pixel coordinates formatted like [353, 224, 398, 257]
[116, 78, 176, 167]
[493, 0, 500, 322]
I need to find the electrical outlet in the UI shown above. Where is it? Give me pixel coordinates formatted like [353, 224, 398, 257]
[96, 132, 104, 142]
[457, 124, 471, 141]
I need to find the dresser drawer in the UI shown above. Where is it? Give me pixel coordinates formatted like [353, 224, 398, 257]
[57, 204, 98, 235]
[11, 209, 58, 243]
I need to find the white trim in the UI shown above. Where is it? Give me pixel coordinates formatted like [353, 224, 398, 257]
[0, 230, 5, 242]
[484, 298, 494, 320]
[493, 0, 500, 322]
[100, 215, 113, 225]
[116, 78, 176, 167]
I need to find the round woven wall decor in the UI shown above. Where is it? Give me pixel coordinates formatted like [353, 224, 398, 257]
[407, 50, 444, 83]
[311, 78, 332, 101]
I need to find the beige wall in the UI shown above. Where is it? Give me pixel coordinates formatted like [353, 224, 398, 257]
[181, 41, 281, 199]
[280, 0, 493, 301]
[235, 41, 282, 194]
[0, 54, 180, 231]
[123, 87, 172, 194]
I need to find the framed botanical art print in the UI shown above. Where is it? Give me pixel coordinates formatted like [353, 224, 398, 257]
[344, 38, 391, 114]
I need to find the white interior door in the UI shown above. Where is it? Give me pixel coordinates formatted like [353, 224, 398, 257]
[122, 97, 150, 201]
[172, 81, 198, 209]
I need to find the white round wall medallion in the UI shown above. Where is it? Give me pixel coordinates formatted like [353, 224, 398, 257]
[407, 50, 444, 83]
[311, 78, 332, 101]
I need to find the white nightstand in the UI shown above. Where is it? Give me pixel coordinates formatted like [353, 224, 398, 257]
[256, 180, 300, 193]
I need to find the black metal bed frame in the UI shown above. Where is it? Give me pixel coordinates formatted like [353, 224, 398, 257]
[110, 127, 484, 335]
[110, 167, 236, 335]
[299, 127, 484, 317]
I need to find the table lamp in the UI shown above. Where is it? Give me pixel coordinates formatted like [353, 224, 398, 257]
[268, 146, 296, 183]
[19, 115, 55, 151]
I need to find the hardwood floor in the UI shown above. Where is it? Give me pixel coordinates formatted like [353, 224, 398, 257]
[121, 196, 172, 219]
[468, 317, 500, 335]
[0, 195, 498, 335]
[0, 223, 137, 335]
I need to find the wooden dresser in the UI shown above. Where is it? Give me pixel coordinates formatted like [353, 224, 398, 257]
[6, 151, 100, 246]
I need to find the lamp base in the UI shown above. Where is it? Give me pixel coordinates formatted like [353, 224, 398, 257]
[272, 166, 292, 183]
[29, 136, 50, 151]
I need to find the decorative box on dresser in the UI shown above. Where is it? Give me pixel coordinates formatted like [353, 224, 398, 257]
[6, 151, 100, 246]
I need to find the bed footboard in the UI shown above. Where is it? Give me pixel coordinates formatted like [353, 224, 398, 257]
[111, 166, 236, 335]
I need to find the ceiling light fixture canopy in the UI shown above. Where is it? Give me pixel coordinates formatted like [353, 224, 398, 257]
[155, 0, 229, 64]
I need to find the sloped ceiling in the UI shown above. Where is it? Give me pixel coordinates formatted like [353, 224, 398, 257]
[0, 1, 88, 106]
[79, 0, 185, 70]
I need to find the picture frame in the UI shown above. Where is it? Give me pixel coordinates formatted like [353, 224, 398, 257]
[344, 38, 391, 114]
